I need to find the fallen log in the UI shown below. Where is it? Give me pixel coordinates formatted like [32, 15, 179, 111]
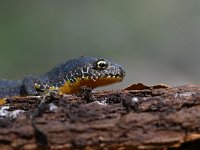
[0, 84, 200, 150]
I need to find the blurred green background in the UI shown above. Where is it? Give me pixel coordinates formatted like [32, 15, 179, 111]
[0, 1, 199, 90]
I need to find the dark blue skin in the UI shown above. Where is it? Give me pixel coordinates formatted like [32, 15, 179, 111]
[0, 57, 125, 98]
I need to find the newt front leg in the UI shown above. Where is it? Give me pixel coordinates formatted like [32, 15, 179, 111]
[21, 75, 49, 96]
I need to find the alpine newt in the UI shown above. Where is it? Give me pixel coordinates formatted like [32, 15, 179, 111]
[0, 56, 125, 98]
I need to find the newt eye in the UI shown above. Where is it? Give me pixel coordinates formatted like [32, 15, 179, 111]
[96, 60, 108, 69]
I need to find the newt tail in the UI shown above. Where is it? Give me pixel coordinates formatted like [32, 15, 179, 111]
[0, 56, 125, 98]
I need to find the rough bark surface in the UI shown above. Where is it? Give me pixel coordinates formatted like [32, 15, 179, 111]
[0, 84, 200, 150]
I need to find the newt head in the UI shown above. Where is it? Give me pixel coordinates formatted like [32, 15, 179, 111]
[58, 56, 125, 94]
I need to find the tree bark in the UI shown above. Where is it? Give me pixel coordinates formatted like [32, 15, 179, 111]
[0, 84, 200, 150]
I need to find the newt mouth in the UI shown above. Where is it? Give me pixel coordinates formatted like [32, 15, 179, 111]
[81, 76, 123, 88]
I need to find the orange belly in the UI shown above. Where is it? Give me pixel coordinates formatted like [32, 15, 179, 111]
[59, 77, 122, 94]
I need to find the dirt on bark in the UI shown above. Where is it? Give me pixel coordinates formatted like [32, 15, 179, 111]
[0, 84, 200, 150]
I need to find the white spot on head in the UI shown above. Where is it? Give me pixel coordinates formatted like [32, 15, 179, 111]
[81, 69, 84, 76]
[65, 75, 69, 81]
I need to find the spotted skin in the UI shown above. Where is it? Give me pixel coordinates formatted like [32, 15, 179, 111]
[0, 56, 125, 98]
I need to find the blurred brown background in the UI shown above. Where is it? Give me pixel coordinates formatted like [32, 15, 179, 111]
[0, 1, 199, 90]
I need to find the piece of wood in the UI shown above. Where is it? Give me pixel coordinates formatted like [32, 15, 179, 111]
[0, 84, 200, 150]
